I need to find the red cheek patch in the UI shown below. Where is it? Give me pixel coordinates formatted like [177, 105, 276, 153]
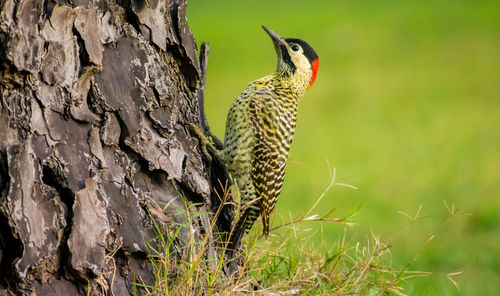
[307, 58, 319, 89]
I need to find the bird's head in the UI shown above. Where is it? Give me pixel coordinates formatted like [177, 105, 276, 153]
[262, 26, 319, 89]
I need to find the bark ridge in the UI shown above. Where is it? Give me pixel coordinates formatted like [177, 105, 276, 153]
[0, 0, 233, 294]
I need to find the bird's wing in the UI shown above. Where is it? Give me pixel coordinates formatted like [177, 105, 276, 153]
[248, 90, 290, 236]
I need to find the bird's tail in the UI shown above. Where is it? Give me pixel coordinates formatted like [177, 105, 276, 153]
[262, 210, 270, 238]
[227, 205, 260, 258]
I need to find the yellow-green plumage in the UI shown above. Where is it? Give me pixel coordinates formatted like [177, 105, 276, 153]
[205, 26, 319, 251]
[226, 72, 312, 246]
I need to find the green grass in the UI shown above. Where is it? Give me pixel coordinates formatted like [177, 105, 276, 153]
[186, 0, 500, 294]
[138, 173, 441, 295]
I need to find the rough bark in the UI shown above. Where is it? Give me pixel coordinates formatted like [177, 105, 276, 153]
[0, 0, 233, 295]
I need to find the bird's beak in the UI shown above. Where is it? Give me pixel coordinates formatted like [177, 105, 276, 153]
[262, 26, 286, 49]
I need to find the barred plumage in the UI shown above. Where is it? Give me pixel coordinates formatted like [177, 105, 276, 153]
[224, 26, 319, 250]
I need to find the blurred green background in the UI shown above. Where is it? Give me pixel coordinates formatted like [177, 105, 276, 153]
[187, 0, 500, 294]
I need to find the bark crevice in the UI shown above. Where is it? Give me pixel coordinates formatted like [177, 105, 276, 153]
[0, 0, 236, 295]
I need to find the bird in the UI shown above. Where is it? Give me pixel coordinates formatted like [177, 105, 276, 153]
[224, 26, 319, 249]
[190, 26, 319, 251]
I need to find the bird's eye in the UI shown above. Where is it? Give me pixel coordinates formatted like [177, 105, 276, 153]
[291, 44, 300, 51]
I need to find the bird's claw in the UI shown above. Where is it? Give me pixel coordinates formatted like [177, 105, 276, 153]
[209, 130, 224, 150]
[189, 123, 223, 163]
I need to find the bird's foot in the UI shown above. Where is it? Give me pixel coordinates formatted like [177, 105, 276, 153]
[208, 130, 224, 150]
[188, 123, 224, 163]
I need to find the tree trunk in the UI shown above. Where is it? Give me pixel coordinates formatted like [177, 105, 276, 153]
[0, 0, 232, 295]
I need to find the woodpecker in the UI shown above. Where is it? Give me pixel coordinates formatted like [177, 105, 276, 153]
[224, 26, 319, 248]
[191, 26, 319, 250]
